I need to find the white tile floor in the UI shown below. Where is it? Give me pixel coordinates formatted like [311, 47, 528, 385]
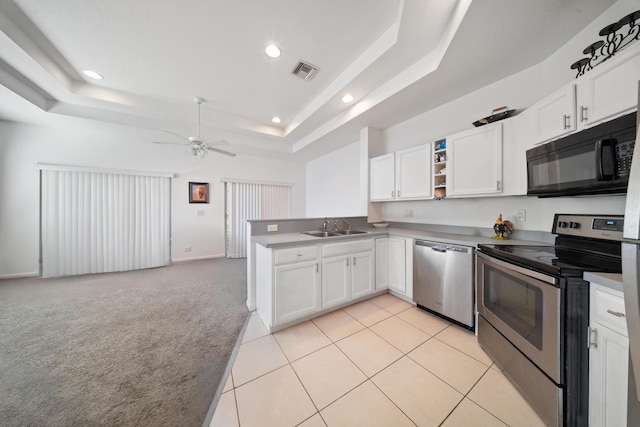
[210, 293, 547, 427]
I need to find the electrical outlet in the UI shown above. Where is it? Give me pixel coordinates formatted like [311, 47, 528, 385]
[514, 209, 526, 222]
[196, 209, 204, 216]
[184, 247, 191, 252]
[405, 209, 414, 217]
[267, 224, 278, 232]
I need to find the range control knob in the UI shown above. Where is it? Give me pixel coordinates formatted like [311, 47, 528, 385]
[558, 221, 568, 228]
[570, 222, 580, 229]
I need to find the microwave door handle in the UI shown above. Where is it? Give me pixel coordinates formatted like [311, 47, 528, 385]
[595, 139, 615, 181]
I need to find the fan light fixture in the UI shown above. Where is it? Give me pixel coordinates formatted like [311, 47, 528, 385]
[83, 70, 103, 80]
[265, 45, 281, 58]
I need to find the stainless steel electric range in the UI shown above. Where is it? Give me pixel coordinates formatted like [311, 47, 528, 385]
[476, 213, 624, 427]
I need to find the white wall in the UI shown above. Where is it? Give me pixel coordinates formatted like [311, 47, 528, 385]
[306, 140, 367, 217]
[0, 118, 305, 278]
[374, 0, 635, 232]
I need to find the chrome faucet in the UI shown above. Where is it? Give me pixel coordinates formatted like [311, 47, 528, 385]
[342, 219, 352, 231]
[333, 220, 338, 231]
[323, 218, 328, 231]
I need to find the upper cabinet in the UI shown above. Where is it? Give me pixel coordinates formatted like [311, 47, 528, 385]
[447, 122, 503, 197]
[575, 43, 640, 129]
[526, 43, 640, 148]
[528, 84, 577, 146]
[370, 144, 432, 201]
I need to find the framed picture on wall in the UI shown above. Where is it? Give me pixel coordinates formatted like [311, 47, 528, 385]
[189, 182, 209, 203]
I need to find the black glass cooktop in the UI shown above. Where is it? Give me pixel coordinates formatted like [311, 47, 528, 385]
[478, 243, 622, 277]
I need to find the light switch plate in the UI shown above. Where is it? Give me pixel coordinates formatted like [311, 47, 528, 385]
[514, 209, 526, 222]
[267, 224, 278, 232]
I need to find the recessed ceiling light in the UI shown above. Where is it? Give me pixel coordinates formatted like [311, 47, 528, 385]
[341, 94, 354, 103]
[265, 45, 281, 58]
[272, 117, 281, 124]
[83, 70, 103, 80]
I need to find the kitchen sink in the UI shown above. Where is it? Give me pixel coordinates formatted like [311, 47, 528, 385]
[334, 230, 367, 235]
[303, 231, 342, 238]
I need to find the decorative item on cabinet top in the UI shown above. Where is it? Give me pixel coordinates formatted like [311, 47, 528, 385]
[570, 9, 640, 78]
[473, 106, 516, 127]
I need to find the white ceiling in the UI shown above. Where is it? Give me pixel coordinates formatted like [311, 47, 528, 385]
[0, 0, 616, 161]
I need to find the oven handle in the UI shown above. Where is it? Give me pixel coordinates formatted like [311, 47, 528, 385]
[476, 252, 559, 285]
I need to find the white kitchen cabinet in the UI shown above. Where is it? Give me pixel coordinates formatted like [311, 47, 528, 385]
[274, 259, 321, 325]
[321, 255, 351, 308]
[370, 153, 395, 201]
[375, 238, 389, 291]
[395, 144, 432, 200]
[527, 84, 576, 146]
[322, 239, 375, 309]
[370, 144, 431, 201]
[351, 251, 375, 299]
[589, 283, 628, 427]
[447, 122, 503, 197]
[575, 43, 640, 130]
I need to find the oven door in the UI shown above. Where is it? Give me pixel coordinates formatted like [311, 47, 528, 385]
[477, 252, 562, 383]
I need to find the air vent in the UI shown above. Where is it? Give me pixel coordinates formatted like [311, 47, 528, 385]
[291, 60, 319, 81]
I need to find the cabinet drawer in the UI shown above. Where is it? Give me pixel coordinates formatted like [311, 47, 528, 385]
[322, 239, 374, 258]
[592, 284, 627, 336]
[274, 245, 318, 265]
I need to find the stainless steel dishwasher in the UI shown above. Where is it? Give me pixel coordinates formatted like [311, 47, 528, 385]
[413, 240, 474, 329]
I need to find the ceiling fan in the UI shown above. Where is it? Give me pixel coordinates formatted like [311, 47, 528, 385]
[152, 97, 236, 158]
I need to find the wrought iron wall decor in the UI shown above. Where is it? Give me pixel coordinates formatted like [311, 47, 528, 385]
[570, 10, 640, 78]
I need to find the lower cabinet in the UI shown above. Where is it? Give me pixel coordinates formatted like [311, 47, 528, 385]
[589, 283, 628, 427]
[322, 240, 374, 309]
[274, 259, 321, 325]
[376, 236, 412, 300]
[257, 238, 376, 332]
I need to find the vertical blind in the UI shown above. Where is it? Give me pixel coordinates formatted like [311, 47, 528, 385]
[224, 180, 291, 258]
[40, 168, 171, 277]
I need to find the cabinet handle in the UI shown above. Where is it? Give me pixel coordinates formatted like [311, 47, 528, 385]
[397, 190, 401, 197]
[587, 326, 598, 349]
[353, 256, 357, 266]
[580, 106, 588, 122]
[316, 263, 319, 273]
[563, 114, 571, 130]
[497, 180, 501, 191]
[391, 190, 395, 198]
[346, 257, 349, 266]
[606, 309, 625, 318]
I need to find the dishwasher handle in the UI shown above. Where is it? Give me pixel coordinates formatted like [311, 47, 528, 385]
[414, 239, 471, 254]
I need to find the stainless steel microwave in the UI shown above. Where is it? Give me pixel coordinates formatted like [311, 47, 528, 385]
[527, 112, 636, 197]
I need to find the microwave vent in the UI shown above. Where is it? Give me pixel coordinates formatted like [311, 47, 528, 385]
[291, 61, 319, 81]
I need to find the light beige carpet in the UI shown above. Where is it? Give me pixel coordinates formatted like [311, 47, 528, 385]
[0, 258, 248, 427]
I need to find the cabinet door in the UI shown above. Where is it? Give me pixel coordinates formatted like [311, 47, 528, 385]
[375, 238, 389, 290]
[388, 237, 406, 293]
[447, 123, 503, 197]
[370, 153, 395, 201]
[351, 251, 374, 300]
[396, 144, 432, 199]
[577, 45, 640, 129]
[530, 84, 576, 145]
[321, 255, 350, 308]
[274, 260, 320, 325]
[589, 324, 629, 427]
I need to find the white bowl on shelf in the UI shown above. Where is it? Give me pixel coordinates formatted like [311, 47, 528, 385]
[372, 223, 389, 228]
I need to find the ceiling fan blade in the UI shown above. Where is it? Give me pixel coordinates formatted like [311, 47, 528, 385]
[164, 130, 189, 140]
[152, 141, 189, 146]
[205, 146, 236, 157]
[203, 139, 230, 147]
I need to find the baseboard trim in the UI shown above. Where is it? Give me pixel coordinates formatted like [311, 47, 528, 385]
[171, 254, 226, 263]
[0, 271, 40, 280]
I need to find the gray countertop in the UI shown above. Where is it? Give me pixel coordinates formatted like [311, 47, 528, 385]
[252, 226, 549, 249]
